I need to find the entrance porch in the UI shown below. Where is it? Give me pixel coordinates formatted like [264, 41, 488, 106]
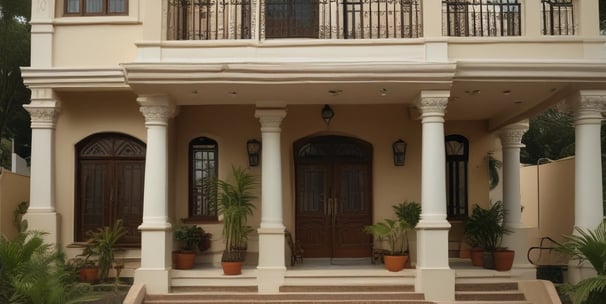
[126, 258, 556, 304]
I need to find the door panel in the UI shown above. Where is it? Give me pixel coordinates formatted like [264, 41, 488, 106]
[295, 165, 331, 257]
[115, 161, 144, 244]
[333, 164, 372, 258]
[79, 161, 109, 239]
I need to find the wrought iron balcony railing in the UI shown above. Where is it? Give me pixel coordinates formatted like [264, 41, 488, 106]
[442, 0, 521, 37]
[167, 0, 422, 40]
[541, 0, 575, 35]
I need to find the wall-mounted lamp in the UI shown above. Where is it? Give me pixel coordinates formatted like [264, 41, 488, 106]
[392, 139, 407, 166]
[247, 139, 261, 167]
[321, 104, 334, 126]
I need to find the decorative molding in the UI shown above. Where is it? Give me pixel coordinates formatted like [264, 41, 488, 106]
[140, 104, 176, 125]
[21, 67, 127, 89]
[567, 91, 606, 124]
[255, 108, 287, 132]
[416, 96, 448, 115]
[498, 121, 529, 148]
[24, 105, 60, 129]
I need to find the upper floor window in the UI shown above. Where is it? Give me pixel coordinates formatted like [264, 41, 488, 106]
[65, 0, 128, 16]
[445, 134, 469, 220]
[442, 0, 521, 37]
[541, 0, 575, 35]
[189, 137, 218, 220]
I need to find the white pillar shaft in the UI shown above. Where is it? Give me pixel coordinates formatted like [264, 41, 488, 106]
[421, 119, 447, 218]
[498, 121, 528, 227]
[29, 128, 55, 212]
[260, 130, 283, 228]
[142, 125, 169, 224]
[573, 92, 605, 230]
[502, 146, 522, 225]
[255, 109, 287, 229]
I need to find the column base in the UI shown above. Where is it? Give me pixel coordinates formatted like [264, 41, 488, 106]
[257, 227, 286, 267]
[503, 225, 533, 269]
[416, 268, 455, 301]
[24, 212, 60, 245]
[567, 260, 597, 284]
[257, 266, 286, 294]
[134, 268, 171, 294]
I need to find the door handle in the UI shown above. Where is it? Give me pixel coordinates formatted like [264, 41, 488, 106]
[325, 198, 332, 216]
[332, 197, 337, 225]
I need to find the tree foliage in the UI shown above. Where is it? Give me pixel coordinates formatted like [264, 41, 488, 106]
[521, 108, 575, 165]
[0, 0, 32, 167]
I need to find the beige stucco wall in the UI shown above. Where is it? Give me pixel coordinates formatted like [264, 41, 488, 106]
[0, 170, 30, 240]
[521, 158, 575, 247]
[54, 91, 146, 258]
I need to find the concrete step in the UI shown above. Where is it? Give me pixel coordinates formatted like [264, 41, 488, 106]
[144, 292, 434, 303]
[280, 284, 415, 293]
[455, 282, 527, 302]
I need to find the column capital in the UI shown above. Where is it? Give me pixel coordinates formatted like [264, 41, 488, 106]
[415, 91, 449, 120]
[24, 88, 61, 129]
[498, 120, 529, 149]
[568, 90, 606, 125]
[255, 108, 287, 132]
[138, 95, 176, 126]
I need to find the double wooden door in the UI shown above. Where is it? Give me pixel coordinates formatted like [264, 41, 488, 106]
[294, 136, 372, 259]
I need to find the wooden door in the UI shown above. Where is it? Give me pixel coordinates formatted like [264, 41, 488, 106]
[294, 136, 372, 259]
[76, 133, 145, 245]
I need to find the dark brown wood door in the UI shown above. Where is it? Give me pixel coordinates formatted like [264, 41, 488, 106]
[76, 133, 145, 245]
[294, 136, 372, 259]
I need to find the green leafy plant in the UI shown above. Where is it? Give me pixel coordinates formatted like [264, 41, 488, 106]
[557, 220, 606, 304]
[85, 219, 127, 282]
[393, 200, 421, 254]
[0, 231, 99, 303]
[464, 201, 510, 251]
[211, 166, 257, 262]
[174, 225, 211, 252]
[364, 218, 411, 256]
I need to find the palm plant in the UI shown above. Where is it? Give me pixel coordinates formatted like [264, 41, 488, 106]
[212, 166, 257, 262]
[558, 220, 606, 304]
[393, 201, 421, 254]
[85, 219, 127, 282]
[464, 201, 510, 251]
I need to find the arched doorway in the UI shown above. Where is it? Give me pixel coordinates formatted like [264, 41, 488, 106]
[294, 135, 373, 259]
[75, 132, 146, 245]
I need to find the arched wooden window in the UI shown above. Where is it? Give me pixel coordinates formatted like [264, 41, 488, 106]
[188, 137, 218, 220]
[445, 134, 469, 219]
[75, 133, 145, 245]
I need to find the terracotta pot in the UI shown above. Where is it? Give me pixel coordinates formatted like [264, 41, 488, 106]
[222, 261, 243, 275]
[493, 249, 515, 271]
[383, 255, 408, 272]
[459, 242, 471, 259]
[173, 251, 196, 270]
[470, 248, 484, 267]
[79, 267, 99, 283]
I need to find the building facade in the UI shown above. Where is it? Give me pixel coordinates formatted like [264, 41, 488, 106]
[22, 0, 606, 301]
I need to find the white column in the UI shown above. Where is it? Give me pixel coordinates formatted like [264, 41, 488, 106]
[31, 0, 55, 67]
[415, 91, 454, 302]
[498, 121, 534, 274]
[568, 91, 605, 283]
[23, 88, 60, 245]
[254, 108, 287, 294]
[134, 95, 176, 294]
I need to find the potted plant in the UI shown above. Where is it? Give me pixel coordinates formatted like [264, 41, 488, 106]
[464, 201, 512, 270]
[71, 245, 99, 283]
[212, 166, 257, 275]
[86, 219, 127, 282]
[173, 224, 212, 270]
[364, 218, 412, 272]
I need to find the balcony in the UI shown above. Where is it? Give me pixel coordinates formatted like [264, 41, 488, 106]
[166, 0, 577, 41]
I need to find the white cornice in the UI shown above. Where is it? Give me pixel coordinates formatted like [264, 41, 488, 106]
[122, 62, 457, 84]
[20, 67, 128, 89]
[455, 61, 606, 82]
